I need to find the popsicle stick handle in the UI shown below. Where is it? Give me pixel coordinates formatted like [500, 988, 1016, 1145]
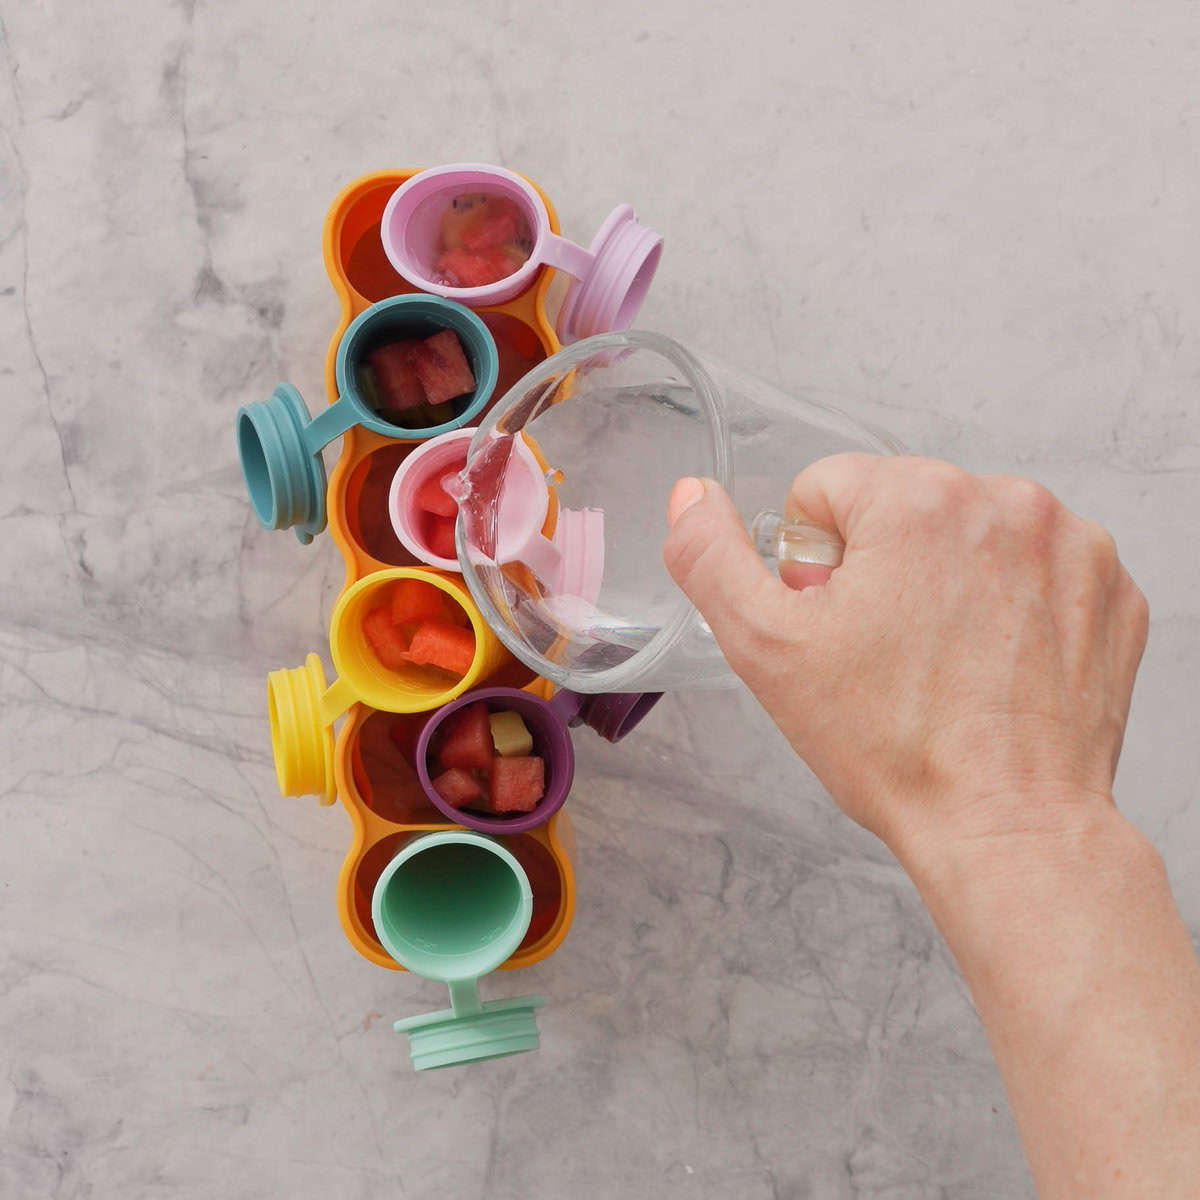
[539, 233, 595, 280]
[302, 394, 358, 456]
[751, 508, 845, 570]
[318, 673, 360, 728]
[447, 978, 484, 1018]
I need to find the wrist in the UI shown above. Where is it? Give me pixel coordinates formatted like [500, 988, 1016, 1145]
[893, 790, 1158, 921]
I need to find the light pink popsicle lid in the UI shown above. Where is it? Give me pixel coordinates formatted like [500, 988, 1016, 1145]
[555, 204, 664, 343]
[379, 164, 663, 339]
[455, 432, 605, 609]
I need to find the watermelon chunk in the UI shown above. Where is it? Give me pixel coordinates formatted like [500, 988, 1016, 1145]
[427, 515, 457, 561]
[414, 474, 457, 518]
[460, 195, 527, 253]
[436, 701, 494, 771]
[433, 247, 521, 289]
[362, 606, 410, 670]
[413, 330, 476, 406]
[432, 766, 485, 808]
[390, 577, 445, 626]
[367, 340, 426, 412]
[438, 193, 489, 251]
[407, 619, 476, 677]
[489, 756, 545, 813]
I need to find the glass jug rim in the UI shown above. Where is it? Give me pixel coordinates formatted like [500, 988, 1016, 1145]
[458, 329, 732, 692]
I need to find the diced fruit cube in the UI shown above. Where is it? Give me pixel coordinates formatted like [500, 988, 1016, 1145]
[435, 190, 531, 289]
[438, 192, 489, 251]
[362, 606, 410, 670]
[460, 195, 526, 253]
[489, 710, 533, 758]
[368, 340, 427, 412]
[427, 515, 457, 561]
[433, 247, 518, 289]
[432, 767, 485, 808]
[415, 474, 457, 518]
[413, 330, 476, 406]
[489, 755, 545, 813]
[436, 701, 494, 771]
[406, 619, 476, 677]
[390, 577, 445, 625]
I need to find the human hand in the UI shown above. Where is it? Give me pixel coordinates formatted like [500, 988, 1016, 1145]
[662, 457, 1149, 862]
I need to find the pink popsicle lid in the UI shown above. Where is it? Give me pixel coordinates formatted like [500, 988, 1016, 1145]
[379, 164, 663, 338]
[555, 205, 663, 343]
[454, 432, 605, 608]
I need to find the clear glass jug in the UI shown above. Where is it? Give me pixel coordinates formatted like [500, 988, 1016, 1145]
[450, 331, 902, 693]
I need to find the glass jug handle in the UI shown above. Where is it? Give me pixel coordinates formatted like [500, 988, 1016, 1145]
[751, 509, 845, 570]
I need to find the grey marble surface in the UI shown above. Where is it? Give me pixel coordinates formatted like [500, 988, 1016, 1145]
[2, 1, 1198, 1196]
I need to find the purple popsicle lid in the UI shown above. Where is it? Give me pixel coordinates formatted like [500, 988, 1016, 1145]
[416, 687, 574, 834]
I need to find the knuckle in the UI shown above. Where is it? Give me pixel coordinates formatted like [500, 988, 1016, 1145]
[1082, 520, 1119, 569]
[1125, 578, 1150, 637]
[906, 460, 975, 518]
[1004, 477, 1060, 526]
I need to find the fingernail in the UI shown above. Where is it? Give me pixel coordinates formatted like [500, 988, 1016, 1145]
[667, 477, 706, 527]
[779, 561, 834, 592]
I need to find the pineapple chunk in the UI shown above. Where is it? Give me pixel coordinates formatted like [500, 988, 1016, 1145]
[489, 710, 533, 757]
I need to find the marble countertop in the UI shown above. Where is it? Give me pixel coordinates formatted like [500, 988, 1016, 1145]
[3, 2, 1198, 1196]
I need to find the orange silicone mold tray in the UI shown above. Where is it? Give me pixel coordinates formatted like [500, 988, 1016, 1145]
[314, 167, 575, 976]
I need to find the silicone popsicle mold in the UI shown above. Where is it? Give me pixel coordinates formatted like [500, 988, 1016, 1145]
[416, 686, 575, 834]
[237, 295, 498, 543]
[246, 163, 666, 1072]
[379, 162, 663, 340]
[266, 568, 510, 804]
[370, 831, 545, 1069]
[411, 684, 664, 832]
[387, 426, 476, 570]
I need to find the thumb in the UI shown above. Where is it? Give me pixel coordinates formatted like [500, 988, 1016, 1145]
[662, 477, 790, 655]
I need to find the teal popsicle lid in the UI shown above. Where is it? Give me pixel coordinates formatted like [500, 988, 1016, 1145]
[371, 830, 547, 1071]
[395, 995, 546, 1071]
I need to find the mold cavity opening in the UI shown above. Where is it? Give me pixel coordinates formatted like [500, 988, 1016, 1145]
[351, 709, 441, 824]
[338, 183, 415, 302]
[345, 444, 421, 566]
